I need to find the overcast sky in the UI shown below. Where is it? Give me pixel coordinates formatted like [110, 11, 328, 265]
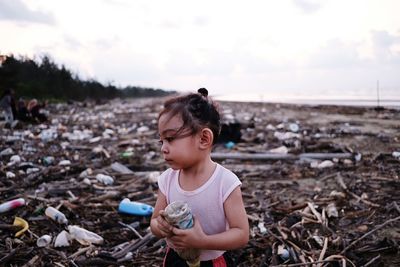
[1, 0, 399, 99]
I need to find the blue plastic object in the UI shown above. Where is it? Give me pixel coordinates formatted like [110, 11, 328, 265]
[118, 198, 154, 216]
[225, 141, 235, 149]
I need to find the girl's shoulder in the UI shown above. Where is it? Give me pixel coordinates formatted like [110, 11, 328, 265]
[158, 168, 178, 183]
[217, 164, 240, 181]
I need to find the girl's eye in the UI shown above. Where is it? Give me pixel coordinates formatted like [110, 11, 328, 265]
[158, 137, 175, 145]
[165, 137, 175, 142]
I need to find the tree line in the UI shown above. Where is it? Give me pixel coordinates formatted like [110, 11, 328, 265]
[0, 54, 175, 101]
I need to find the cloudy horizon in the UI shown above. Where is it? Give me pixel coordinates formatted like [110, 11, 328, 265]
[1, 0, 399, 99]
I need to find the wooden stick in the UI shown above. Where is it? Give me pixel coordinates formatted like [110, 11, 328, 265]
[361, 255, 381, 267]
[341, 215, 400, 254]
[211, 152, 353, 161]
[270, 259, 337, 267]
[335, 174, 380, 207]
[317, 238, 328, 267]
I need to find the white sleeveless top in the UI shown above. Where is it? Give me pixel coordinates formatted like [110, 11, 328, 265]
[158, 163, 242, 261]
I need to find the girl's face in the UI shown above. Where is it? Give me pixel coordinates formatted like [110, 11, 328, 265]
[158, 113, 200, 170]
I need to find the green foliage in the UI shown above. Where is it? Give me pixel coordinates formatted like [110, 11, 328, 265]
[0, 54, 175, 100]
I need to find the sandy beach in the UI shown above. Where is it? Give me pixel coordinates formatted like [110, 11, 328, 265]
[1, 98, 400, 266]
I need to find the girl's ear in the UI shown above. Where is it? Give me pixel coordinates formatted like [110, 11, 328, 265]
[199, 128, 214, 149]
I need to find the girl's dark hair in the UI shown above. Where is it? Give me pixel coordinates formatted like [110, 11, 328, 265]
[159, 88, 221, 144]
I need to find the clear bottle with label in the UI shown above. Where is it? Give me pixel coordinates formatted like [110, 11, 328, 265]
[45, 207, 68, 224]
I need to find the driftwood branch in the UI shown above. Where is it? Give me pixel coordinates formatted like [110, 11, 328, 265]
[335, 174, 380, 207]
[341, 215, 400, 254]
[211, 152, 354, 161]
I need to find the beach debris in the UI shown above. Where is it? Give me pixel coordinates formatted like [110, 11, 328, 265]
[118, 198, 154, 216]
[13, 217, 29, 237]
[45, 206, 68, 224]
[68, 225, 104, 245]
[37, 234, 52, 247]
[0, 198, 26, 213]
[1, 98, 399, 266]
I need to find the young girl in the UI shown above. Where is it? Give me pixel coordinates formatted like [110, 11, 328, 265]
[151, 88, 249, 267]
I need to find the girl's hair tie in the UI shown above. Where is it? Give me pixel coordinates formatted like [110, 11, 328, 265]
[197, 88, 208, 98]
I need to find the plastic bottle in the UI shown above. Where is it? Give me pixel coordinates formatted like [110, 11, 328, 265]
[163, 201, 200, 267]
[118, 198, 154, 216]
[0, 198, 25, 213]
[45, 207, 68, 224]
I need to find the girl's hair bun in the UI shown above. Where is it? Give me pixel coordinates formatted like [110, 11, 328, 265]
[197, 88, 208, 97]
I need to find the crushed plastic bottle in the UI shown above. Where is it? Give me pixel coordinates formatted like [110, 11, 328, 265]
[163, 201, 200, 267]
[68, 225, 104, 245]
[45, 207, 68, 224]
[118, 198, 154, 216]
[0, 198, 26, 213]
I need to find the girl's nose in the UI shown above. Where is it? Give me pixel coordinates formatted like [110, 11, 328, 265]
[161, 143, 168, 154]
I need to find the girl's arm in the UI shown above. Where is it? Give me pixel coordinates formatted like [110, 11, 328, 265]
[170, 186, 249, 250]
[150, 190, 174, 238]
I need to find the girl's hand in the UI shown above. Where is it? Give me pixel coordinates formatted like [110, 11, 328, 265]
[156, 210, 174, 238]
[169, 216, 207, 249]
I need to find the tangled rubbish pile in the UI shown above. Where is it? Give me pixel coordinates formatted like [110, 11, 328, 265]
[1, 98, 400, 266]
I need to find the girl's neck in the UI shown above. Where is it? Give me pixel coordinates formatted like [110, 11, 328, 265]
[179, 156, 217, 191]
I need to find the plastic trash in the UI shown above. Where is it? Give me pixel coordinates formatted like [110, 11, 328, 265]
[96, 174, 114, 185]
[137, 126, 149, 133]
[224, 141, 235, 149]
[111, 162, 134, 174]
[0, 198, 26, 213]
[45, 206, 68, 224]
[327, 203, 338, 218]
[13, 217, 29, 237]
[257, 221, 267, 234]
[277, 245, 290, 260]
[392, 151, 400, 159]
[317, 160, 334, 169]
[54, 230, 71, 247]
[26, 167, 40, 174]
[43, 156, 55, 166]
[121, 151, 134, 158]
[37, 235, 52, 247]
[0, 148, 14, 156]
[9, 155, 21, 164]
[58, 160, 71, 166]
[79, 168, 92, 178]
[147, 171, 161, 183]
[163, 201, 200, 266]
[269, 145, 289, 154]
[289, 123, 299, 132]
[118, 198, 154, 216]
[6, 171, 16, 178]
[68, 225, 104, 245]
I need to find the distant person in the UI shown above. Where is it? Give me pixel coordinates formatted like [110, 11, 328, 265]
[0, 89, 15, 125]
[27, 98, 48, 123]
[151, 88, 249, 266]
[17, 98, 30, 122]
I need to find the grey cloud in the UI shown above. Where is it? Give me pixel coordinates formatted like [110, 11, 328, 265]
[92, 52, 161, 85]
[292, 0, 322, 14]
[0, 0, 55, 25]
